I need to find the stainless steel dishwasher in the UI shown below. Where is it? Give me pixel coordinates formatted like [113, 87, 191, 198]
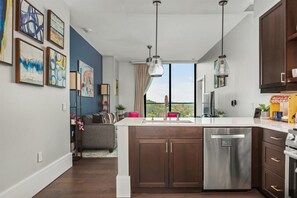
[204, 128, 252, 190]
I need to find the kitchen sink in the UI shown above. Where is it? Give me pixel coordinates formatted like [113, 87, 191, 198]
[142, 119, 193, 124]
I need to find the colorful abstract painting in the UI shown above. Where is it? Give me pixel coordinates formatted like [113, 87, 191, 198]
[48, 10, 64, 49]
[16, 39, 44, 86]
[46, 47, 66, 88]
[79, 60, 94, 97]
[17, 0, 44, 43]
[0, 0, 13, 65]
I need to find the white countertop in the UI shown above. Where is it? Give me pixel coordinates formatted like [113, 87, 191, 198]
[115, 117, 296, 133]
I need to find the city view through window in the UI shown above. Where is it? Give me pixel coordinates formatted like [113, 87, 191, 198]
[145, 64, 195, 117]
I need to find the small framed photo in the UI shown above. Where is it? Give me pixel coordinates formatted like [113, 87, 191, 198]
[16, 0, 44, 43]
[46, 47, 67, 88]
[47, 10, 65, 49]
[15, 38, 44, 86]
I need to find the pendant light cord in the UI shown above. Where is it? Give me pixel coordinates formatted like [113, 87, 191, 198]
[221, 3, 224, 56]
[155, 2, 159, 56]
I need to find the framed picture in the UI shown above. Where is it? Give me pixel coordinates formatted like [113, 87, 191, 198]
[46, 47, 67, 88]
[0, 0, 13, 65]
[15, 38, 44, 86]
[78, 60, 94, 97]
[16, 0, 44, 43]
[47, 10, 64, 49]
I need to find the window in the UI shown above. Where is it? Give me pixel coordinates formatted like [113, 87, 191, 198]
[145, 64, 196, 117]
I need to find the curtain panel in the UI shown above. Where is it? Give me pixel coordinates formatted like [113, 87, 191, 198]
[134, 64, 151, 117]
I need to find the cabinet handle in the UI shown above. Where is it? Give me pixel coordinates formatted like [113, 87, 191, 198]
[271, 157, 280, 163]
[271, 185, 283, 192]
[281, 72, 286, 83]
[270, 136, 282, 141]
[170, 142, 173, 153]
[165, 142, 168, 153]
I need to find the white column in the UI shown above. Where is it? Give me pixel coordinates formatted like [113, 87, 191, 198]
[116, 126, 131, 197]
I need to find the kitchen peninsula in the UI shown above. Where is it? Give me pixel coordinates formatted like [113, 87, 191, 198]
[115, 117, 295, 198]
[116, 117, 294, 197]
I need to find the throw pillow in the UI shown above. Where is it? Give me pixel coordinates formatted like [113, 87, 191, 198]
[93, 113, 103, 123]
[82, 115, 93, 125]
[107, 113, 114, 124]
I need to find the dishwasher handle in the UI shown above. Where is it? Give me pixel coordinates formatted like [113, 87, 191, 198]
[211, 134, 246, 139]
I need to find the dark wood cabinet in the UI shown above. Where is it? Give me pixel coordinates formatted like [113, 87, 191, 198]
[129, 127, 203, 192]
[261, 129, 285, 198]
[260, 0, 297, 93]
[135, 139, 168, 188]
[260, 1, 285, 91]
[169, 139, 202, 188]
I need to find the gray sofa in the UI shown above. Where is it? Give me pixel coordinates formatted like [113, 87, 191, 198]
[81, 113, 116, 152]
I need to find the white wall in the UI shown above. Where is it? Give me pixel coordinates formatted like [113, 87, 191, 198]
[0, 0, 71, 196]
[103, 56, 119, 112]
[197, 0, 281, 117]
[119, 62, 135, 112]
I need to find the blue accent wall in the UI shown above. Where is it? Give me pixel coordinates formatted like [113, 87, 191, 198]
[70, 26, 102, 115]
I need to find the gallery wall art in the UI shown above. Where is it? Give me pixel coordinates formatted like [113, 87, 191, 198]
[47, 10, 64, 49]
[16, 0, 44, 43]
[46, 47, 67, 88]
[79, 60, 94, 97]
[15, 38, 44, 86]
[0, 0, 13, 65]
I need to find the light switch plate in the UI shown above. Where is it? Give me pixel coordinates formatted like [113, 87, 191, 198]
[62, 103, 67, 112]
[37, 152, 43, 163]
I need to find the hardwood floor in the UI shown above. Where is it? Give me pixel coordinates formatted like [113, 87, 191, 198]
[34, 158, 265, 198]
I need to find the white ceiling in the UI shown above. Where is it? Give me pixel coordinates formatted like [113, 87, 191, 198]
[65, 0, 253, 62]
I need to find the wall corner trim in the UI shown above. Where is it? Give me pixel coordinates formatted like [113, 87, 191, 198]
[0, 153, 72, 198]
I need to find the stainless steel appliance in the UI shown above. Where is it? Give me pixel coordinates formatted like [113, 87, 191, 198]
[204, 128, 252, 190]
[284, 129, 297, 198]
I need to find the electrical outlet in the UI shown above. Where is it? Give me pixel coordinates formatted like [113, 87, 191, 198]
[37, 152, 43, 163]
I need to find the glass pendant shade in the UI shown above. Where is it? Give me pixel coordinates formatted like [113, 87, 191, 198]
[148, 56, 164, 77]
[214, 55, 230, 77]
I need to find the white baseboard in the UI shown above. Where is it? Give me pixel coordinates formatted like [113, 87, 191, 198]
[0, 153, 72, 198]
[116, 175, 131, 198]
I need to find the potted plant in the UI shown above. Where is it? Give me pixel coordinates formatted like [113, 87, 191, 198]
[259, 104, 270, 119]
[217, 110, 225, 117]
[116, 104, 126, 114]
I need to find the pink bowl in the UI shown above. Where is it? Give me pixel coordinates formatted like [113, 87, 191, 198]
[129, 112, 140, 117]
[167, 112, 179, 118]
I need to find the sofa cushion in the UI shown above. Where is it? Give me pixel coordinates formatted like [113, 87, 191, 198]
[93, 113, 103, 123]
[82, 115, 93, 125]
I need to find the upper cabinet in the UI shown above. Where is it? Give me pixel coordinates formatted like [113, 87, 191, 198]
[260, 0, 297, 93]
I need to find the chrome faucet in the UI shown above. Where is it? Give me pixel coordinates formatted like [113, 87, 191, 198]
[164, 95, 168, 120]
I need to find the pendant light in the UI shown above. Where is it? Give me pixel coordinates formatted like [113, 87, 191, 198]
[146, 45, 153, 66]
[148, 0, 164, 77]
[214, 0, 230, 77]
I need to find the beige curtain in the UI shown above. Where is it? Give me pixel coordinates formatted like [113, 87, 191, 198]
[134, 64, 151, 117]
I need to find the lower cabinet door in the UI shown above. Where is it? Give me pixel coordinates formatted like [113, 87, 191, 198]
[135, 139, 169, 188]
[169, 139, 202, 188]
